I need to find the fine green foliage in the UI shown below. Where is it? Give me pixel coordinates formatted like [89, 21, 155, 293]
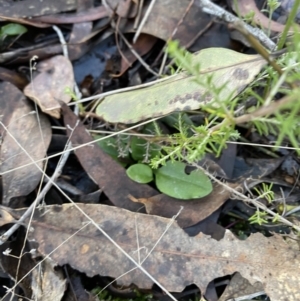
[126, 163, 153, 183]
[94, 134, 130, 167]
[154, 161, 212, 199]
[149, 35, 300, 172]
[277, 0, 300, 49]
[130, 136, 161, 162]
[130, 123, 162, 163]
[248, 183, 275, 225]
[249, 209, 269, 225]
[253, 183, 275, 203]
[265, 0, 281, 36]
[150, 113, 240, 168]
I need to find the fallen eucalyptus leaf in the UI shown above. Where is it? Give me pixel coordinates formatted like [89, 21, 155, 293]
[3, 203, 300, 301]
[96, 48, 267, 123]
[24, 55, 74, 118]
[0, 82, 51, 206]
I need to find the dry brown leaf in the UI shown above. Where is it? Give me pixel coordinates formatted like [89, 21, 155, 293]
[0, 82, 51, 206]
[218, 272, 264, 301]
[107, 0, 137, 18]
[4, 203, 300, 301]
[125, 0, 211, 46]
[0, 0, 77, 18]
[0, 66, 28, 89]
[31, 258, 66, 301]
[129, 182, 241, 228]
[0, 207, 15, 226]
[0, 227, 36, 298]
[24, 55, 74, 118]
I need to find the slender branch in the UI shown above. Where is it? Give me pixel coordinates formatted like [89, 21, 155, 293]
[196, 0, 276, 51]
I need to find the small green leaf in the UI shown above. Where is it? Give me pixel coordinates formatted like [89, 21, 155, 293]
[126, 164, 154, 184]
[154, 161, 212, 199]
[0, 23, 27, 37]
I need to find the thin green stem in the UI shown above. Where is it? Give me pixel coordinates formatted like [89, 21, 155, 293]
[277, 0, 300, 50]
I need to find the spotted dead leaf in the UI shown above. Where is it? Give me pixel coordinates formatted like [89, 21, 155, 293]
[3, 203, 300, 301]
[96, 48, 267, 123]
[24, 55, 74, 118]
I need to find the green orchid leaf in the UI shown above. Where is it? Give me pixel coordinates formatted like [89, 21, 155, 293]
[154, 161, 212, 199]
[126, 164, 154, 184]
[0, 23, 27, 37]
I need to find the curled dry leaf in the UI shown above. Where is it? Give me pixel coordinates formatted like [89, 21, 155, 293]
[96, 48, 267, 123]
[0, 207, 15, 226]
[24, 55, 74, 118]
[4, 203, 300, 301]
[0, 82, 51, 206]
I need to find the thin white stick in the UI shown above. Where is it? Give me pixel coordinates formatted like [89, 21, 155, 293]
[133, 0, 157, 43]
[114, 23, 159, 77]
[52, 25, 68, 57]
[135, 215, 141, 265]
